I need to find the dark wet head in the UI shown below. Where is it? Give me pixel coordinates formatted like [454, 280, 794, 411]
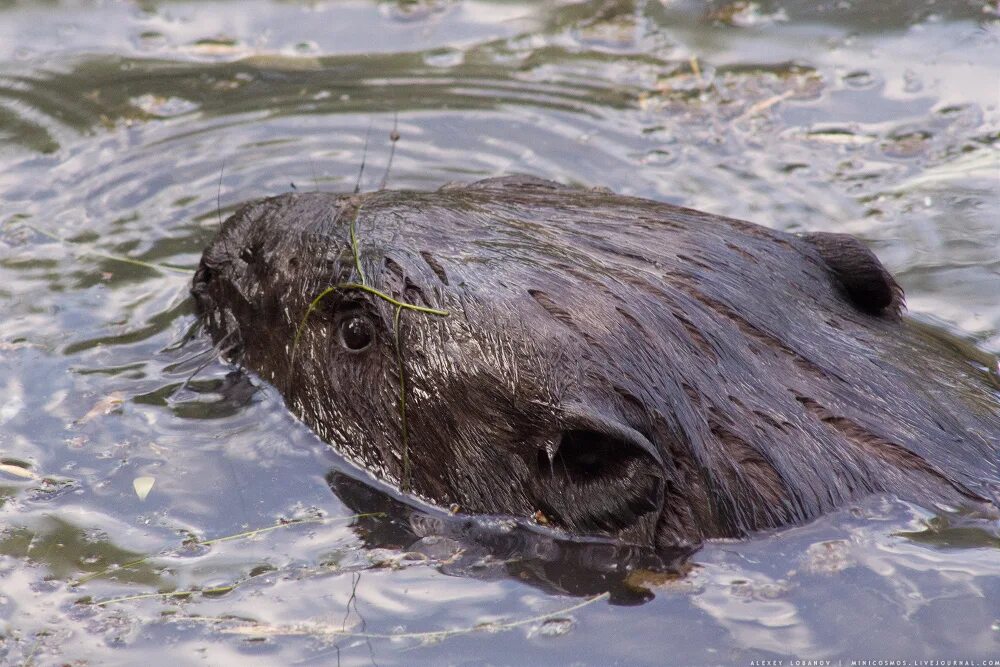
[192, 178, 998, 552]
[192, 187, 671, 548]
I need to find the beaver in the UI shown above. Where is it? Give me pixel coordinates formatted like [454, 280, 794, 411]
[191, 175, 1000, 551]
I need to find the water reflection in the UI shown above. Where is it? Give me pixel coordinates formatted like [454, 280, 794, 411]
[328, 471, 695, 605]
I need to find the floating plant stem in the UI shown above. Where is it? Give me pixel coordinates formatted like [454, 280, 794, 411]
[16, 222, 189, 274]
[394, 304, 410, 492]
[287, 212, 449, 486]
[349, 205, 368, 286]
[172, 591, 609, 641]
[94, 585, 237, 607]
[689, 55, 702, 81]
[291, 282, 448, 363]
[339, 282, 449, 317]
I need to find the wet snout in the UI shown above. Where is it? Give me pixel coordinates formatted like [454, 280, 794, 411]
[190, 260, 215, 309]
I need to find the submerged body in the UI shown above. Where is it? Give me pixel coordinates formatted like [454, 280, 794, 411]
[193, 176, 1000, 551]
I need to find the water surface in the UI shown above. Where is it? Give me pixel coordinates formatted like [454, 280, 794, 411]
[1, 1, 999, 664]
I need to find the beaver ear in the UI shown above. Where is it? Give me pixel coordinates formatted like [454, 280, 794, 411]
[530, 412, 664, 535]
[801, 232, 905, 318]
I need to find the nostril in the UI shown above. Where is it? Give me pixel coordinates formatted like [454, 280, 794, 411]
[193, 264, 213, 289]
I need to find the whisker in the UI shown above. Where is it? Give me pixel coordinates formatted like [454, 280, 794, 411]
[354, 122, 373, 194]
[379, 112, 400, 191]
[216, 159, 226, 228]
[163, 317, 207, 352]
[176, 330, 238, 395]
[165, 340, 218, 370]
[309, 156, 321, 192]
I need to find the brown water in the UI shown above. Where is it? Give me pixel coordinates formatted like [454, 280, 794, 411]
[1, 1, 999, 665]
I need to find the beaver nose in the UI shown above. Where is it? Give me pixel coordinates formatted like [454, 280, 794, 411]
[191, 262, 215, 309]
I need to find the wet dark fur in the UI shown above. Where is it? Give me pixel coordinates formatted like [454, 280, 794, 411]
[193, 175, 1000, 551]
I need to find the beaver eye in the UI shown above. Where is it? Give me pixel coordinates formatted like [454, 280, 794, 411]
[338, 315, 375, 352]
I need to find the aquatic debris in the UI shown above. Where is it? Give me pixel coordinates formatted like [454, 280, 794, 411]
[800, 539, 854, 575]
[689, 55, 702, 82]
[167, 592, 609, 643]
[130, 94, 199, 119]
[736, 89, 796, 121]
[0, 461, 38, 480]
[394, 305, 412, 491]
[527, 617, 574, 639]
[132, 476, 155, 501]
[77, 392, 125, 424]
[7, 220, 189, 275]
[92, 584, 237, 608]
[803, 128, 876, 145]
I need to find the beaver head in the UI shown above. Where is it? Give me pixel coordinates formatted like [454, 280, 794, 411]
[193, 176, 999, 551]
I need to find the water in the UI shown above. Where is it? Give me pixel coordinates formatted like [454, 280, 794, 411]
[1, 1, 998, 664]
